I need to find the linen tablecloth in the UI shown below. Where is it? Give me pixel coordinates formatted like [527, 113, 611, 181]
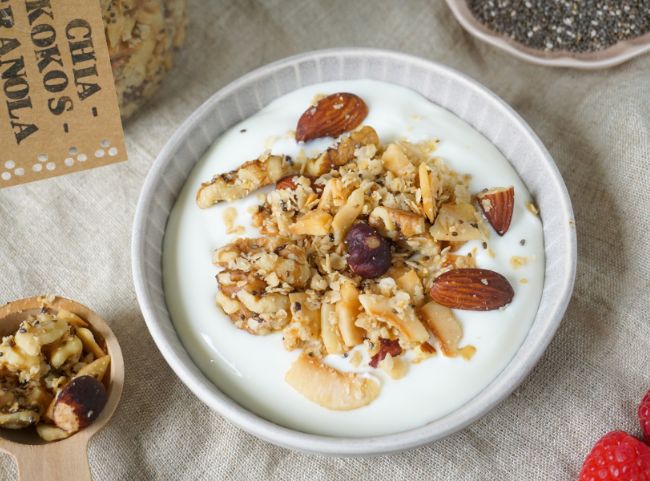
[1, 1, 648, 479]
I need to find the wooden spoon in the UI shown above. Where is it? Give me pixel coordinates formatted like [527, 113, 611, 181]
[0, 296, 124, 481]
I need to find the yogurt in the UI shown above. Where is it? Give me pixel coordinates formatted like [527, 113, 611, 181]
[162, 80, 544, 437]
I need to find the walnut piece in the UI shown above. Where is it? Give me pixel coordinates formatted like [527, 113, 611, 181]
[197, 154, 296, 208]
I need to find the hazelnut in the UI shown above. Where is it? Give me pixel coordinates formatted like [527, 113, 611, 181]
[345, 222, 391, 279]
[52, 375, 107, 434]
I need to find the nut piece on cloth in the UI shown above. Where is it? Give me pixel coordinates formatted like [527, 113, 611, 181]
[101, 0, 188, 119]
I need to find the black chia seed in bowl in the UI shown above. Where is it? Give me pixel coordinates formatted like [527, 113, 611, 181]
[467, 1, 650, 53]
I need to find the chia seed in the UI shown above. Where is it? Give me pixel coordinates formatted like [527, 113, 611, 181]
[467, 0, 650, 53]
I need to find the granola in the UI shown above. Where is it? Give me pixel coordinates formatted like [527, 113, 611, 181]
[200, 93, 517, 410]
[0, 306, 110, 440]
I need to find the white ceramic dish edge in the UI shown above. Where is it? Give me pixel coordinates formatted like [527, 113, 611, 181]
[132, 48, 577, 456]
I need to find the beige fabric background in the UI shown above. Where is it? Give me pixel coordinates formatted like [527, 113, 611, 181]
[1, 1, 648, 479]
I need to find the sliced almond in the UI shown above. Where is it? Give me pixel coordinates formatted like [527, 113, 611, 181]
[56, 309, 88, 327]
[285, 353, 379, 410]
[336, 282, 364, 347]
[419, 162, 440, 222]
[75, 355, 111, 382]
[419, 301, 463, 357]
[76, 327, 106, 359]
[331, 186, 365, 243]
[320, 302, 345, 355]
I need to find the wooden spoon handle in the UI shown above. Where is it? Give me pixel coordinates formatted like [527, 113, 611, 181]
[12, 436, 92, 481]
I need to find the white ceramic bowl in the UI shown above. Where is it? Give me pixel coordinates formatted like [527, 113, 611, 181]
[132, 48, 576, 456]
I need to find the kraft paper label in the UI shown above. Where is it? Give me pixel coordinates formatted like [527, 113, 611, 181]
[0, 0, 126, 188]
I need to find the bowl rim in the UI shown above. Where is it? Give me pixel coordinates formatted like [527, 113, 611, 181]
[445, 0, 650, 70]
[132, 47, 577, 456]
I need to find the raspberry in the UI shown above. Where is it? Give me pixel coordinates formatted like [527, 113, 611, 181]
[578, 431, 650, 481]
[639, 389, 650, 444]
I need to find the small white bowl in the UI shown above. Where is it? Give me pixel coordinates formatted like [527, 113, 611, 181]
[446, 0, 650, 70]
[132, 48, 576, 456]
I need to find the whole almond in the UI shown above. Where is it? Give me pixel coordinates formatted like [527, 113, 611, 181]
[429, 268, 514, 311]
[477, 186, 515, 236]
[295, 93, 368, 142]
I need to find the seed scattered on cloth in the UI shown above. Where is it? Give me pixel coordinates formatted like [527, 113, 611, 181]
[467, 0, 650, 52]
